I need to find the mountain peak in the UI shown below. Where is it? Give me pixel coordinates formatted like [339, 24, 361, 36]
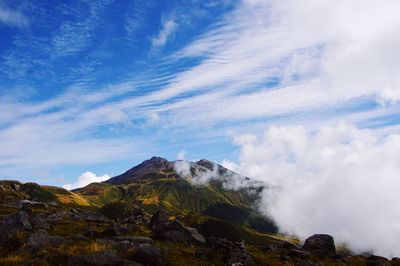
[106, 156, 174, 184]
[148, 156, 169, 163]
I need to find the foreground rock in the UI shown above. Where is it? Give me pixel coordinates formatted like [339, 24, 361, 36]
[149, 210, 170, 231]
[206, 237, 254, 265]
[302, 234, 336, 257]
[28, 229, 68, 248]
[68, 250, 137, 266]
[227, 241, 254, 266]
[150, 211, 205, 245]
[133, 244, 165, 266]
[0, 211, 32, 248]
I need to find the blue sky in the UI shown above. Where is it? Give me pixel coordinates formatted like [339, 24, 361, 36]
[1, 0, 400, 188]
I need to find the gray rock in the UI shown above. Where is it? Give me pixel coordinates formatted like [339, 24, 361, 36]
[68, 250, 123, 266]
[288, 249, 311, 259]
[227, 241, 254, 266]
[2, 200, 23, 209]
[28, 230, 68, 248]
[155, 220, 205, 245]
[302, 234, 336, 257]
[279, 241, 299, 250]
[206, 237, 233, 252]
[69, 234, 88, 241]
[21, 200, 48, 209]
[30, 214, 50, 230]
[133, 244, 165, 266]
[114, 236, 153, 244]
[149, 210, 170, 231]
[1, 211, 32, 231]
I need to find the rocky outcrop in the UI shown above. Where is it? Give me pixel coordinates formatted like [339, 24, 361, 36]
[150, 211, 205, 245]
[28, 229, 69, 248]
[302, 234, 336, 257]
[153, 220, 205, 245]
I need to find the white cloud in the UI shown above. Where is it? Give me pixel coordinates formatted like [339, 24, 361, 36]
[63, 171, 110, 190]
[0, 6, 28, 28]
[223, 124, 400, 257]
[151, 18, 177, 48]
[177, 150, 186, 160]
[148, 0, 400, 127]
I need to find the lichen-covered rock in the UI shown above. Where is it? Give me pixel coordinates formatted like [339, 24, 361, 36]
[302, 234, 336, 257]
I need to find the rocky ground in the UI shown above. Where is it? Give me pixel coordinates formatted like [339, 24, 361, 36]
[0, 197, 398, 265]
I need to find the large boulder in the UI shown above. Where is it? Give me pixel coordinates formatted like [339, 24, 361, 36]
[0, 211, 31, 247]
[0, 211, 32, 231]
[206, 237, 234, 252]
[150, 210, 205, 245]
[227, 241, 254, 266]
[133, 244, 165, 266]
[149, 210, 170, 231]
[302, 234, 336, 257]
[155, 220, 205, 245]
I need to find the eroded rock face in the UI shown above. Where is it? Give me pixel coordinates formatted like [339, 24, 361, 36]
[302, 234, 336, 257]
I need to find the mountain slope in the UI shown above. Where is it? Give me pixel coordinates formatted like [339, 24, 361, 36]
[77, 156, 278, 238]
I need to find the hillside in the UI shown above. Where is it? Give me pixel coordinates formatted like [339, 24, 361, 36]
[0, 157, 397, 265]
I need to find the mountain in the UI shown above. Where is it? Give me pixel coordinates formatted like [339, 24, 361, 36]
[78, 156, 278, 240]
[0, 157, 392, 265]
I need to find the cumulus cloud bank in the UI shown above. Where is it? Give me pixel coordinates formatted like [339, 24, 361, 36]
[63, 171, 110, 190]
[223, 124, 400, 257]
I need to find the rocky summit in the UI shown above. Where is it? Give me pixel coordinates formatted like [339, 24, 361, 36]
[0, 157, 398, 265]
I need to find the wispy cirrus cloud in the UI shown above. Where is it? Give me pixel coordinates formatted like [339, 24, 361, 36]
[0, 5, 28, 28]
[138, 0, 400, 130]
[151, 18, 177, 48]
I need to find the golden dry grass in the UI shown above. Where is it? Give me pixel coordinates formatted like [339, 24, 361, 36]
[61, 240, 115, 256]
[141, 195, 160, 205]
[0, 254, 27, 266]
